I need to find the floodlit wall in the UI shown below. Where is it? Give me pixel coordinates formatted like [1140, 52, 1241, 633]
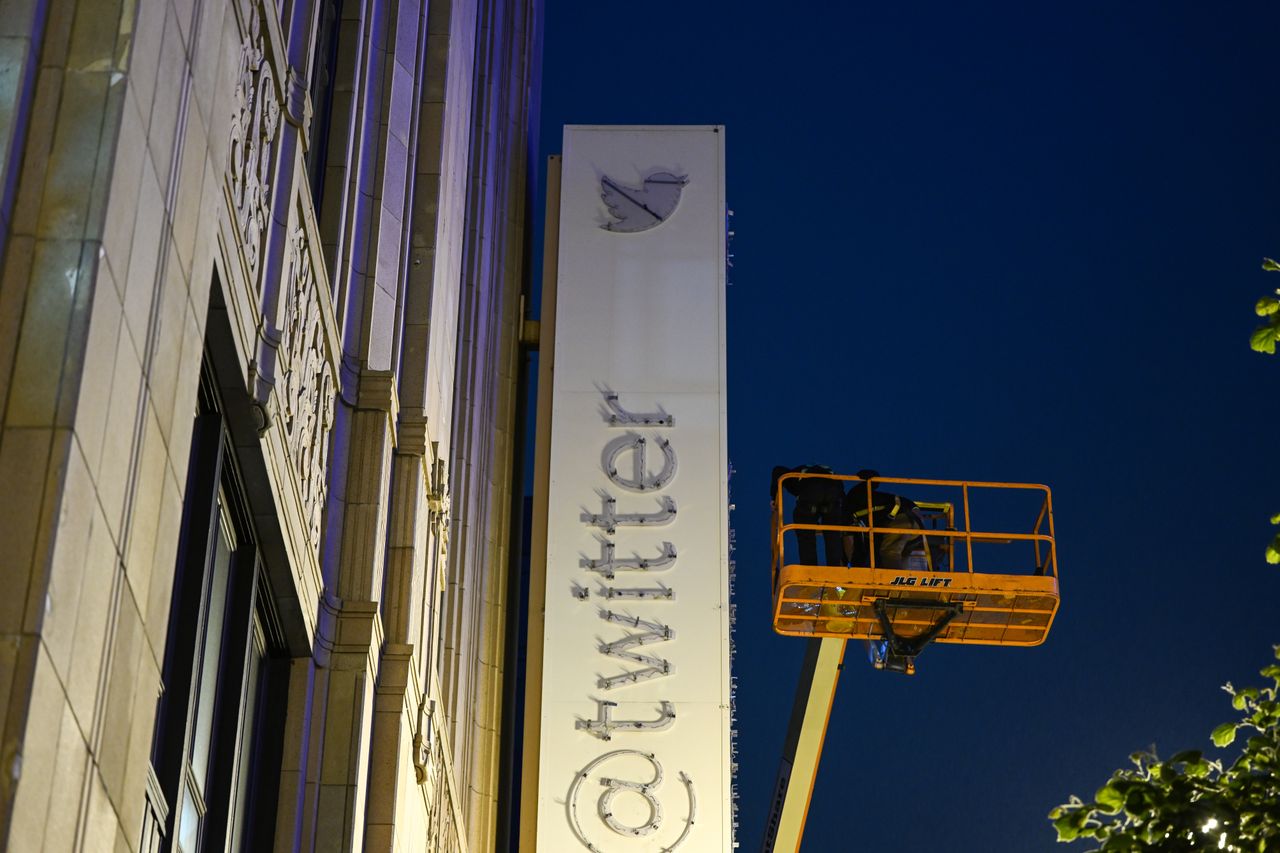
[533, 125, 734, 852]
[0, 0, 538, 849]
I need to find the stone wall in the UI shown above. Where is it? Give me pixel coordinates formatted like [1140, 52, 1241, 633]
[0, 0, 538, 848]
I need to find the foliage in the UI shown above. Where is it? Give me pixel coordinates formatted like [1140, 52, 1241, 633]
[1048, 271, 1280, 849]
[1249, 258, 1280, 355]
[1249, 261, 1280, 563]
[1048, 648, 1280, 851]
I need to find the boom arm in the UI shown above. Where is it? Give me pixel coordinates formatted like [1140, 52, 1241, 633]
[760, 638, 847, 853]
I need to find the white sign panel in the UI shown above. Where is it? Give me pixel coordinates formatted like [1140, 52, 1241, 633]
[536, 126, 733, 851]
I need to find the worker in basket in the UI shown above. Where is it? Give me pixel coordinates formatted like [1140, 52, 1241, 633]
[771, 464, 846, 566]
[842, 469, 929, 571]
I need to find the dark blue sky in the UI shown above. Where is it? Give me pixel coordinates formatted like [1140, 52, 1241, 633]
[536, 3, 1280, 850]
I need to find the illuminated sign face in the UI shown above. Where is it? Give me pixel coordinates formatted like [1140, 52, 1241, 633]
[536, 127, 732, 851]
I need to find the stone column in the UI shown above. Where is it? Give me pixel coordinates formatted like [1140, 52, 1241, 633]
[306, 371, 396, 853]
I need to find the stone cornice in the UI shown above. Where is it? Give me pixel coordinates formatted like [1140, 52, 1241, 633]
[356, 369, 399, 422]
[313, 592, 384, 675]
[396, 410, 431, 457]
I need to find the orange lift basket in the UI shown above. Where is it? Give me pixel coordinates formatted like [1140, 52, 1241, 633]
[771, 473, 1059, 670]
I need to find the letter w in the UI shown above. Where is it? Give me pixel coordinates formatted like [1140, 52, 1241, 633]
[597, 610, 674, 690]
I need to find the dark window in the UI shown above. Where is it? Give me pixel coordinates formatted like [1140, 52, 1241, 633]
[151, 368, 287, 853]
[307, 0, 345, 214]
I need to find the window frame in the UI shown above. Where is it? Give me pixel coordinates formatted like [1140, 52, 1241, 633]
[151, 368, 287, 853]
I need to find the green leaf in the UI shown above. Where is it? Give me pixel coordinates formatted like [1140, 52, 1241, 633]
[1270, 512, 1280, 525]
[1211, 722, 1239, 747]
[1264, 257, 1280, 272]
[1095, 783, 1125, 814]
[1123, 788, 1149, 817]
[1267, 537, 1280, 565]
[1233, 688, 1260, 710]
[1251, 326, 1279, 354]
[1262, 665, 1280, 681]
[1053, 813, 1081, 841]
[1258, 296, 1280, 316]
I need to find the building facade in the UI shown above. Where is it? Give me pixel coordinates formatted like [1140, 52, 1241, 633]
[0, 0, 539, 848]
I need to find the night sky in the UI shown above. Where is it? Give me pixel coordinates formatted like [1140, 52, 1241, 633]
[534, 3, 1280, 850]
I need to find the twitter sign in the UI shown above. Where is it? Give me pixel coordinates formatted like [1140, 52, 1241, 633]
[529, 126, 732, 852]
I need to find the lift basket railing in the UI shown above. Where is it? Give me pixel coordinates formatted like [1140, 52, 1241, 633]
[771, 474, 1059, 647]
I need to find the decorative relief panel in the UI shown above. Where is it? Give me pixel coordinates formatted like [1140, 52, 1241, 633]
[227, 1, 281, 283]
[427, 716, 466, 853]
[215, 0, 331, 645]
[277, 220, 337, 548]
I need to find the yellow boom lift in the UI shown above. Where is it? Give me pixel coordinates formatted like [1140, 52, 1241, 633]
[762, 472, 1060, 851]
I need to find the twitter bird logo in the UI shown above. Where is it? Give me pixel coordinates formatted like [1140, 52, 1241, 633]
[599, 171, 689, 233]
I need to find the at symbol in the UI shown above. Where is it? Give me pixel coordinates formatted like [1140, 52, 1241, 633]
[603, 433, 677, 492]
[599, 752, 663, 837]
[566, 750, 697, 852]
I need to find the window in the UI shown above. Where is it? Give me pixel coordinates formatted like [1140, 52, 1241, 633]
[150, 369, 287, 852]
[306, 0, 345, 217]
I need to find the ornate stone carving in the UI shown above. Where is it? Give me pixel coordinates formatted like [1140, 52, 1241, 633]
[413, 697, 435, 785]
[227, 3, 281, 281]
[428, 735, 463, 852]
[427, 453, 451, 547]
[277, 223, 336, 548]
